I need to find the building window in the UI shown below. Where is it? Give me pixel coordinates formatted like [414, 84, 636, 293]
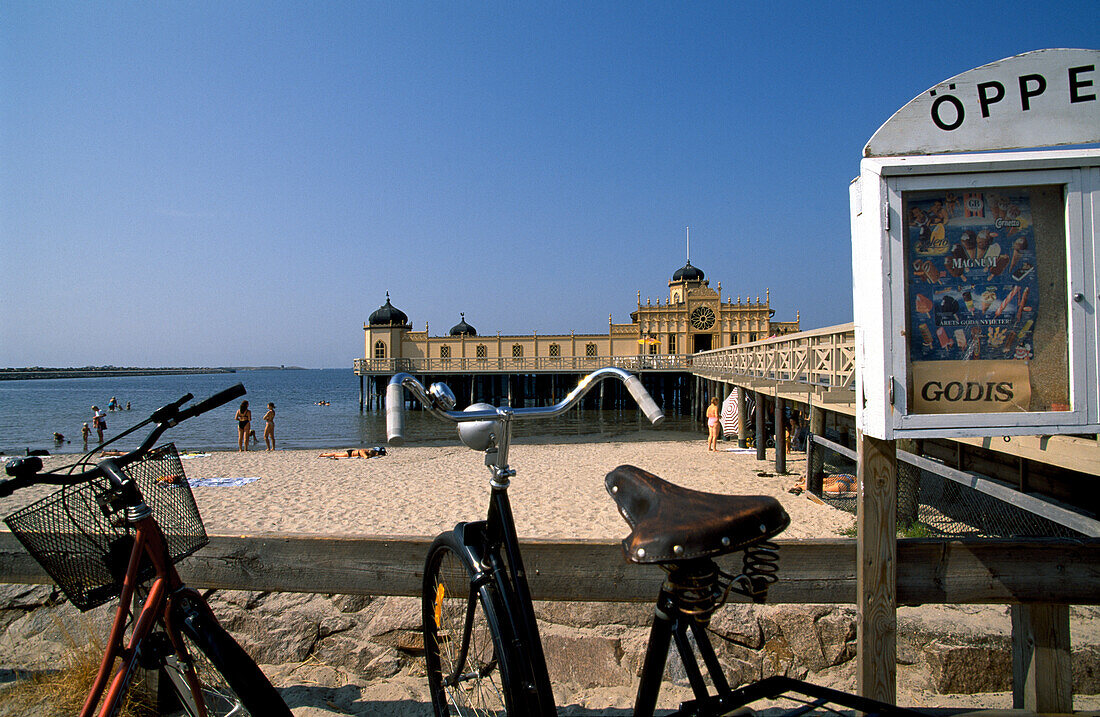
[476, 344, 487, 359]
[373, 341, 386, 359]
[512, 344, 523, 358]
[749, 333, 758, 342]
[549, 343, 561, 357]
[585, 343, 597, 357]
[729, 334, 738, 346]
[648, 340, 658, 355]
[668, 335, 677, 354]
[440, 345, 451, 359]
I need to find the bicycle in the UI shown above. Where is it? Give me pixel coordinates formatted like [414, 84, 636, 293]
[2, 384, 292, 717]
[386, 367, 926, 716]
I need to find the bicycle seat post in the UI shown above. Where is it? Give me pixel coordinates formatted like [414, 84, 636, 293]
[484, 408, 516, 489]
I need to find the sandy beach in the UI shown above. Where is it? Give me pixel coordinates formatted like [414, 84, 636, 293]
[169, 431, 848, 541]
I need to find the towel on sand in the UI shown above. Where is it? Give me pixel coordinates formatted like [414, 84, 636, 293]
[187, 476, 261, 487]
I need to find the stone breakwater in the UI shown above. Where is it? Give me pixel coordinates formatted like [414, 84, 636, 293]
[1, 583, 1098, 714]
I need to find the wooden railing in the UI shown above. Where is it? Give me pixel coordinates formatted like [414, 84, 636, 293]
[692, 323, 855, 388]
[1, 532, 1095, 604]
[355, 354, 693, 375]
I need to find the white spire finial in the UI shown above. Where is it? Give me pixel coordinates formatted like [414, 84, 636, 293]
[686, 226, 690, 263]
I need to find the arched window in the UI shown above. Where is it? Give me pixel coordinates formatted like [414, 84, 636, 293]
[548, 343, 561, 357]
[476, 344, 487, 359]
[512, 344, 523, 358]
[585, 343, 598, 357]
[373, 341, 386, 359]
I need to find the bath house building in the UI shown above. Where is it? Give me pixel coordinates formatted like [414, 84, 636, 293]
[355, 261, 798, 410]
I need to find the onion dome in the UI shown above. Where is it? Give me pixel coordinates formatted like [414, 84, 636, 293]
[672, 261, 705, 282]
[449, 313, 477, 336]
[368, 292, 410, 327]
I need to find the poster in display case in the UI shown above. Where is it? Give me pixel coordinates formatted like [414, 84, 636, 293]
[903, 185, 1069, 416]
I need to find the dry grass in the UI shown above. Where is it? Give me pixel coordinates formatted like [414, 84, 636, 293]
[0, 612, 156, 717]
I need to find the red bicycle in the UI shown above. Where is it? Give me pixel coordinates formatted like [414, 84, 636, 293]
[2, 384, 291, 717]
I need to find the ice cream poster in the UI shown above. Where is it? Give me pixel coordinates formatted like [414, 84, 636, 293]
[905, 189, 1040, 413]
[907, 190, 1039, 364]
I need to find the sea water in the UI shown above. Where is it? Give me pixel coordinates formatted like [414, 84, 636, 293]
[0, 369, 695, 455]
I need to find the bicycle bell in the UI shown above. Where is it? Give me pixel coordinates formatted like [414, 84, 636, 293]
[428, 382, 457, 410]
[458, 402, 497, 451]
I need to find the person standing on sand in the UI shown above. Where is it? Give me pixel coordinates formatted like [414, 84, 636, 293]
[235, 400, 252, 452]
[81, 422, 90, 447]
[92, 406, 106, 442]
[263, 402, 276, 451]
[706, 397, 720, 451]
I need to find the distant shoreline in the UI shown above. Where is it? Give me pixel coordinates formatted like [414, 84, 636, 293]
[0, 366, 307, 381]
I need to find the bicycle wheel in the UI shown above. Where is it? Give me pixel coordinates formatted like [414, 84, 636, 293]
[159, 597, 291, 717]
[423, 532, 518, 716]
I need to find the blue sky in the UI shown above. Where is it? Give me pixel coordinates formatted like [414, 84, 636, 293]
[2, 2, 1096, 368]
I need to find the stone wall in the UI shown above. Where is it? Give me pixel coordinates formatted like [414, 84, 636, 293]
[1, 583, 1097, 705]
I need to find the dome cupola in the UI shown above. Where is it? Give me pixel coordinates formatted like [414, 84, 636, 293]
[368, 292, 410, 327]
[672, 260, 705, 282]
[449, 313, 477, 336]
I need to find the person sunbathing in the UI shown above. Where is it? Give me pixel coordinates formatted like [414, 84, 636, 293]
[788, 473, 857, 497]
[319, 447, 385, 459]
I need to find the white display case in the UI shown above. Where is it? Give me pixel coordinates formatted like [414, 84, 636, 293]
[851, 150, 1100, 439]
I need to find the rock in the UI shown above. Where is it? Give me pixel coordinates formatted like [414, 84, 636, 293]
[1074, 644, 1100, 694]
[319, 614, 356, 639]
[760, 634, 796, 679]
[541, 624, 626, 689]
[816, 608, 856, 667]
[331, 594, 373, 613]
[769, 605, 829, 672]
[226, 608, 319, 665]
[0, 584, 56, 610]
[362, 596, 422, 654]
[923, 638, 1012, 693]
[535, 601, 653, 629]
[709, 603, 763, 649]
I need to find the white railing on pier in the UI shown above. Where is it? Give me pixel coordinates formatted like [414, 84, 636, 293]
[691, 323, 855, 388]
[354, 354, 692, 375]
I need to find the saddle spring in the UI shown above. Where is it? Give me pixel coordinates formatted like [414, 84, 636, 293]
[663, 560, 724, 624]
[722, 541, 781, 604]
[663, 541, 782, 624]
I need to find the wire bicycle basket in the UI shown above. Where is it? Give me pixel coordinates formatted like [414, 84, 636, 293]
[4, 443, 208, 611]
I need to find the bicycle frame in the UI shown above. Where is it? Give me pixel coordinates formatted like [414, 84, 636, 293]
[455, 468, 556, 714]
[81, 504, 207, 716]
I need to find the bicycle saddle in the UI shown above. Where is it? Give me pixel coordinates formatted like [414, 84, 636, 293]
[605, 465, 790, 564]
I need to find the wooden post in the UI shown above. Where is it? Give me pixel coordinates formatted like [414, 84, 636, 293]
[775, 397, 786, 474]
[856, 430, 897, 704]
[808, 406, 826, 494]
[1011, 604, 1073, 712]
[737, 386, 748, 448]
[755, 391, 766, 461]
[358, 375, 364, 412]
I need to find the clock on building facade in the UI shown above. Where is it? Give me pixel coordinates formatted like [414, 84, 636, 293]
[690, 305, 715, 330]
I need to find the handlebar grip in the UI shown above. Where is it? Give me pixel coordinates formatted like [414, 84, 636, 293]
[178, 383, 247, 421]
[386, 381, 406, 446]
[624, 375, 664, 425]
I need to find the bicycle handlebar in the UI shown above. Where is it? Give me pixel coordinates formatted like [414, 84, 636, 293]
[1, 383, 247, 497]
[385, 367, 664, 446]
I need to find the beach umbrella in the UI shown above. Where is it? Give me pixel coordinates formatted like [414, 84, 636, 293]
[720, 388, 740, 435]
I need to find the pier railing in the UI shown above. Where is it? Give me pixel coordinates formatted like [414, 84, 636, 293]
[691, 323, 855, 388]
[355, 354, 693, 375]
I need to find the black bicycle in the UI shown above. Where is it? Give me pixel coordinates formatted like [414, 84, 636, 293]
[386, 367, 925, 716]
[2, 384, 292, 717]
